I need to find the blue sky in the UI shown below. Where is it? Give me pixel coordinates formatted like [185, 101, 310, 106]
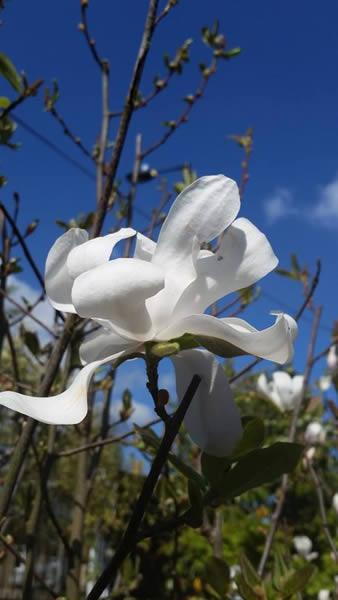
[1, 0, 338, 400]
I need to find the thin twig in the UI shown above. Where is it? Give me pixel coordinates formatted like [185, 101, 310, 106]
[0, 80, 43, 120]
[257, 305, 323, 576]
[0, 203, 45, 293]
[96, 61, 110, 206]
[306, 458, 338, 562]
[141, 60, 217, 158]
[87, 374, 201, 600]
[80, 1, 106, 70]
[0, 533, 58, 598]
[49, 106, 92, 159]
[56, 416, 162, 458]
[0, 287, 56, 337]
[91, 0, 160, 237]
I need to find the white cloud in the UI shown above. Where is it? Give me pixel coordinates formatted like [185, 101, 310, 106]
[263, 188, 297, 224]
[312, 176, 338, 227]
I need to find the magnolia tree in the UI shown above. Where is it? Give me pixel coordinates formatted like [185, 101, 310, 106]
[0, 1, 337, 599]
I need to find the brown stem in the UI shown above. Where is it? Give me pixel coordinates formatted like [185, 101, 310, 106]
[306, 458, 338, 562]
[257, 305, 323, 576]
[91, 0, 160, 237]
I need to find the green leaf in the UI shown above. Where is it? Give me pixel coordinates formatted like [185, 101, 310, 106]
[280, 565, 315, 598]
[272, 548, 289, 590]
[204, 557, 230, 598]
[236, 574, 264, 600]
[21, 328, 40, 355]
[231, 418, 265, 459]
[291, 253, 301, 274]
[201, 453, 231, 491]
[135, 425, 206, 489]
[240, 554, 261, 587]
[0, 53, 22, 93]
[0, 96, 10, 108]
[215, 442, 303, 501]
[184, 480, 204, 528]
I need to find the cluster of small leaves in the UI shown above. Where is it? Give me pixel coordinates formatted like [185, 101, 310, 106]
[201, 20, 241, 61]
[276, 254, 309, 284]
[174, 165, 198, 194]
[56, 210, 95, 231]
[44, 80, 59, 111]
[163, 38, 192, 74]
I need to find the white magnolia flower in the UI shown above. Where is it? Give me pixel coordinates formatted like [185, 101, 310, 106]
[257, 371, 303, 412]
[332, 493, 338, 515]
[318, 375, 332, 392]
[327, 345, 337, 372]
[318, 590, 331, 600]
[293, 535, 318, 561]
[0, 175, 297, 455]
[304, 421, 326, 445]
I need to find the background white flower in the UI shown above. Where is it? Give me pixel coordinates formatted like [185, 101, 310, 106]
[293, 535, 318, 560]
[332, 492, 338, 515]
[304, 422, 326, 445]
[257, 371, 303, 412]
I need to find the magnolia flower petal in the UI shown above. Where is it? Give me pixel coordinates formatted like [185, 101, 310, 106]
[79, 325, 139, 364]
[292, 374, 304, 398]
[153, 175, 240, 276]
[171, 349, 242, 457]
[174, 218, 278, 318]
[0, 352, 125, 425]
[272, 371, 294, 410]
[134, 233, 156, 262]
[318, 375, 332, 391]
[72, 258, 164, 339]
[293, 535, 313, 557]
[45, 228, 88, 312]
[257, 373, 282, 410]
[159, 313, 297, 364]
[67, 227, 135, 279]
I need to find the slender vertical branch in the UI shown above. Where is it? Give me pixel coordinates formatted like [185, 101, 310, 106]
[91, 0, 160, 237]
[258, 305, 323, 576]
[306, 458, 338, 562]
[87, 374, 201, 600]
[96, 61, 110, 206]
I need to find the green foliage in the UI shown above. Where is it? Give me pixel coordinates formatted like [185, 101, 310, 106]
[204, 556, 230, 598]
[207, 443, 303, 504]
[0, 52, 22, 93]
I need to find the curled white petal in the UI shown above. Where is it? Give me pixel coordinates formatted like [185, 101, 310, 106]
[174, 217, 278, 319]
[171, 349, 242, 457]
[159, 313, 297, 364]
[0, 353, 125, 425]
[134, 233, 156, 262]
[67, 227, 135, 279]
[45, 228, 88, 312]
